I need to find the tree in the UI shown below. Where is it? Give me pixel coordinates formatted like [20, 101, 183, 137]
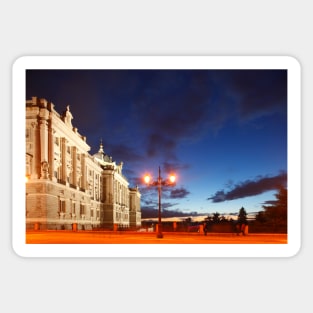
[237, 207, 248, 225]
[205, 215, 213, 222]
[255, 210, 267, 223]
[262, 187, 287, 232]
[184, 217, 192, 224]
[212, 212, 221, 223]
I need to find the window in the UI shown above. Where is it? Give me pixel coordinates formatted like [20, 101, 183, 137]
[26, 128, 30, 140]
[59, 199, 66, 213]
[95, 187, 99, 201]
[80, 204, 85, 215]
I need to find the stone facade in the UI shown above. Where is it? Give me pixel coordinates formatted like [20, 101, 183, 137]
[25, 97, 141, 230]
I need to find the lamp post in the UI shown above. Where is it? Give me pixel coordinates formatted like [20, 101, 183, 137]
[143, 166, 176, 238]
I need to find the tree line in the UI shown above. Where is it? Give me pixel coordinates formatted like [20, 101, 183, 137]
[203, 187, 287, 233]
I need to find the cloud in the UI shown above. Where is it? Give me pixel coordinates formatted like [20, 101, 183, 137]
[130, 71, 215, 160]
[140, 184, 190, 202]
[27, 69, 287, 177]
[215, 70, 287, 122]
[146, 133, 177, 159]
[170, 188, 190, 199]
[208, 172, 287, 203]
[106, 143, 145, 163]
[262, 200, 278, 206]
[131, 70, 287, 161]
[163, 161, 190, 172]
[141, 201, 178, 212]
[141, 207, 198, 219]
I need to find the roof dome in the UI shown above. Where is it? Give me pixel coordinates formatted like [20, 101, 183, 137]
[93, 140, 113, 164]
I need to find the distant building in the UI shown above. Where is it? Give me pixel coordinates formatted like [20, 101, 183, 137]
[25, 97, 141, 230]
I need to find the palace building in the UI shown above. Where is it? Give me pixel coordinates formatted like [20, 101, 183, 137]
[25, 97, 141, 231]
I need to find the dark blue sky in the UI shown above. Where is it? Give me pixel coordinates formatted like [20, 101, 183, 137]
[26, 69, 287, 216]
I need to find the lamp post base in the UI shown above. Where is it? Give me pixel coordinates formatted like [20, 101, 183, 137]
[156, 233, 163, 238]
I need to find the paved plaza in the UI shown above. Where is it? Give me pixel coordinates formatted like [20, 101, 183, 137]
[26, 230, 287, 244]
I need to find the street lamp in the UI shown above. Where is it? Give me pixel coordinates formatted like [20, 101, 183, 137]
[143, 166, 176, 238]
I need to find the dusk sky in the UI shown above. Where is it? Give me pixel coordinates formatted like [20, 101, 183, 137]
[26, 69, 287, 217]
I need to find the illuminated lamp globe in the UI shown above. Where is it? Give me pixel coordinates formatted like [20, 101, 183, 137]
[144, 175, 151, 184]
[169, 174, 176, 184]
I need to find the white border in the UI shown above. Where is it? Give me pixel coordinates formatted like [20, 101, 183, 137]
[12, 56, 301, 258]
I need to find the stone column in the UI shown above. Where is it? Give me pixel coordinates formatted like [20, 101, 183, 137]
[81, 154, 86, 190]
[29, 121, 39, 178]
[61, 138, 67, 183]
[39, 118, 49, 179]
[48, 127, 54, 181]
[72, 146, 77, 187]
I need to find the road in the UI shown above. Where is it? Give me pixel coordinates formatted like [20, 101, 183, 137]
[26, 230, 287, 244]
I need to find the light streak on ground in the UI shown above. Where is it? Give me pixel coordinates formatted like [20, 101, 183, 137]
[26, 231, 287, 244]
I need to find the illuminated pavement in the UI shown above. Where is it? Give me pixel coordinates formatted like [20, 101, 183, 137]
[26, 231, 287, 244]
